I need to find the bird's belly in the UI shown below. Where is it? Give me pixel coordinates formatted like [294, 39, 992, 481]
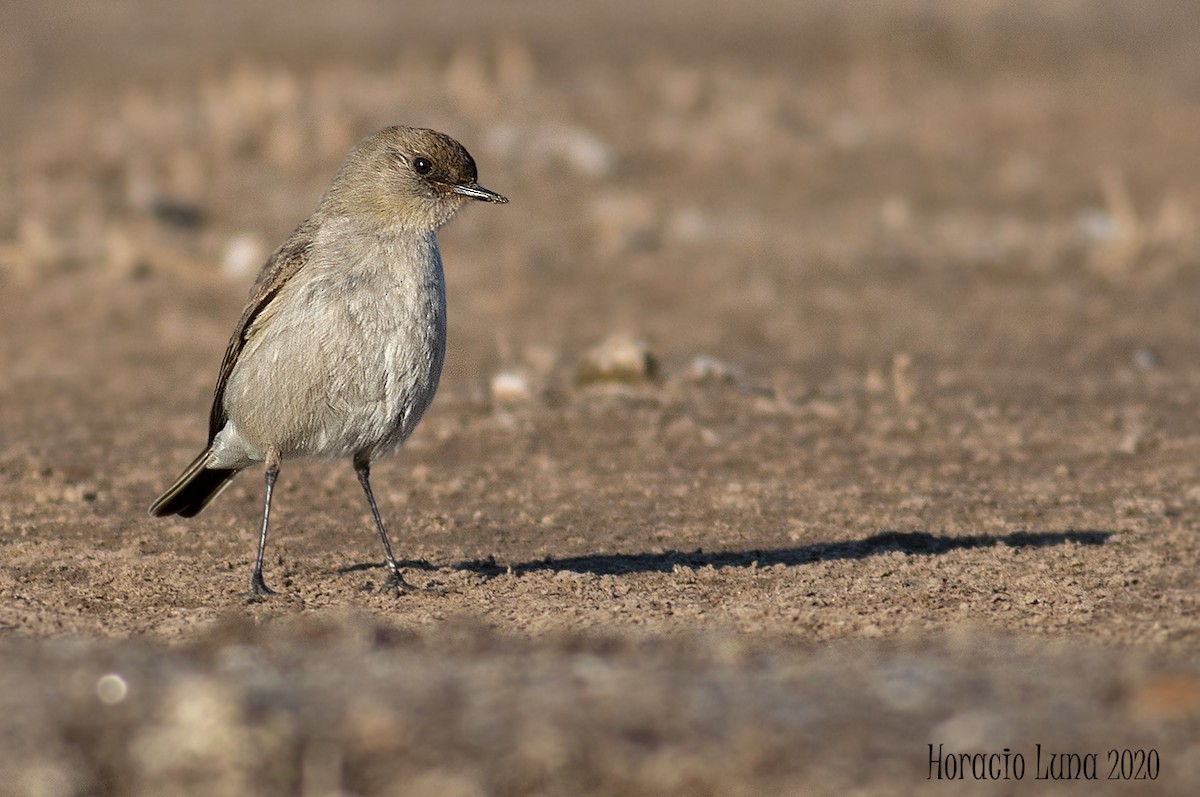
[224, 263, 446, 461]
[314, 324, 445, 458]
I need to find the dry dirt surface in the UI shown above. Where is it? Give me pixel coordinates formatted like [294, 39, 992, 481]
[3, 1, 1200, 794]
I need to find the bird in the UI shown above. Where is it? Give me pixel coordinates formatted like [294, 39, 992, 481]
[149, 125, 507, 597]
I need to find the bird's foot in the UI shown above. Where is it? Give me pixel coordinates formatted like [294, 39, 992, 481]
[381, 568, 418, 597]
[246, 570, 278, 602]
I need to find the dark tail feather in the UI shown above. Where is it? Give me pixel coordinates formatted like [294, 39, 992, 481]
[149, 450, 240, 518]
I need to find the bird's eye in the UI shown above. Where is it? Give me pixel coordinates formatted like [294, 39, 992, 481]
[412, 156, 433, 175]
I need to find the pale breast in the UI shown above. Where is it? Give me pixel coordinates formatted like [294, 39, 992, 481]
[223, 228, 447, 461]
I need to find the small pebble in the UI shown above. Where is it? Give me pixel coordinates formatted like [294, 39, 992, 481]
[687, 355, 743, 385]
[491, 370, 533, 403]
[575, 335, 658, 386]
[221, 233, 266, 278]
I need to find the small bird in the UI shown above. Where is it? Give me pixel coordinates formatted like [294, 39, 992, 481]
[149, 126, 507, 597]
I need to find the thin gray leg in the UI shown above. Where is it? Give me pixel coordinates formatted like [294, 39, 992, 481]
[249, 455, 280, 597]
[354, 455, 413, 595]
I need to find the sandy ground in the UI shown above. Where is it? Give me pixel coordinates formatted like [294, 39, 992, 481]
[2, 1, 1200, 794]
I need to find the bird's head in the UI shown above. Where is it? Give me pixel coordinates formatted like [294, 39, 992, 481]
[323, 126, 507, 231]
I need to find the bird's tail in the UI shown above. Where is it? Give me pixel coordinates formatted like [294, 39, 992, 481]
[149, 450, 240, 518]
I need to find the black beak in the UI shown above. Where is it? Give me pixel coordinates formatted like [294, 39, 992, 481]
[452, 182, 508, 203]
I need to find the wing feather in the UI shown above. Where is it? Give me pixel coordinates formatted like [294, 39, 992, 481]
[206, 220, 317, 443]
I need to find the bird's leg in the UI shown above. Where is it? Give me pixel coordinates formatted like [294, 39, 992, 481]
[249, 451, 281, 598]
[354, 455, 414, 595]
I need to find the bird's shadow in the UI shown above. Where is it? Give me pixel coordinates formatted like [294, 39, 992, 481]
[443, 529, 1114, 578]
[337, 529, 1113, 579]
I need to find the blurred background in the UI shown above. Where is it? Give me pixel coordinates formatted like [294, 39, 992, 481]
[6, 0, 1198, 389]
[2, 2, 1200, 795]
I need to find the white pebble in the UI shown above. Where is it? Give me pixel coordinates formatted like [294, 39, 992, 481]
[221, 232, 265, 278]
[491, 369, 533, 403]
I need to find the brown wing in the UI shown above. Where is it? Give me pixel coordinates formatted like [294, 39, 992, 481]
[206, 220, 317, 443]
